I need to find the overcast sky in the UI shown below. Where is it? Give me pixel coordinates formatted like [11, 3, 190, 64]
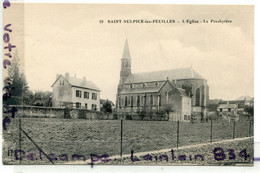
[22, 4, 254, 103]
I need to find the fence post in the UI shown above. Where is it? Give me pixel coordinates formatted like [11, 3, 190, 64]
[19, 118, 22, 164]
[177, 120, 179, 149]
[120, 118, 123, 157]
[210, 120, 213, 143]
[248, 120, 251, 137]
[233, 120, 235, 140]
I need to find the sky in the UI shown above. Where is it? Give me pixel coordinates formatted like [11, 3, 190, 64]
[20, 4, 254, 103]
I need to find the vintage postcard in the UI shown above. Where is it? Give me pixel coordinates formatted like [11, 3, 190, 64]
[2, 2, 254, 166]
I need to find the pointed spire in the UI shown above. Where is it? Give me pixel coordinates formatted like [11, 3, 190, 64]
[122, 38, 131, 59]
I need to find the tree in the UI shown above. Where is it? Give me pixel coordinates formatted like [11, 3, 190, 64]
[4, 52, 29, 105]
[23, 90, 52, 107]
[101, 100, 112, 113]
[162, 104, 173, 115]
[244, 105, 254, 119]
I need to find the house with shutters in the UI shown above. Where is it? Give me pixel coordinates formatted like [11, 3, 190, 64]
[51, 72, 101, 110]
[116, 39, 209, 121]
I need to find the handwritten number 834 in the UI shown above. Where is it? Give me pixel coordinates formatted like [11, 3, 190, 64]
[213, 147, 250, 161]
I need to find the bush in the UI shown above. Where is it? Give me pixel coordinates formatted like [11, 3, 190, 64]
[64, 107, 72, 119]
[113, 113, 118, 120]
[137, 108, 147, 120]
[125, 113, 132, 120]
[78, 109, 86, 119]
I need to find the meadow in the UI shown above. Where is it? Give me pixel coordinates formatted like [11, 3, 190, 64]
[2, 118, 253, 164]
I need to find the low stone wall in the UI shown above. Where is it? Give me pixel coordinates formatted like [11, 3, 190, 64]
[10, 105, 113, 120]
[12, 105, 64, 118]
[8, 105, 169, 121]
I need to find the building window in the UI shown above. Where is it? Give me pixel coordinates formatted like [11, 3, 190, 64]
[184, 115, 187, 120]
[220, 108, 222, 112]
[155, 82, 158, 86]
[84, 92, 89, 99]
[137, 95, 140, 107]
[76, 90, 82, 98]
[150, 95, 153, 105]
[228, 108, 231, 112]
[130, 95, 133, 108]
[188, 115, 191, 120]
[92, 104, 97, 111]
[92, 93, 97, 100]
[60, 80, 62, 85]
[195, 88, 200, 106]
[130, 84, 133, 88]
[85, 103, 88, 109]
[125, 96, 128, 107]
[143, 95, 146, 107]
[76, 102, 81, 109]
[142, 83, 145, 88]
[118, 96, 121, 108]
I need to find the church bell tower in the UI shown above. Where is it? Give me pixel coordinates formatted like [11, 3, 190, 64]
[120, 39, 131, 84]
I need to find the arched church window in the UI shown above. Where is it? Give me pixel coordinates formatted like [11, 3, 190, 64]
[195, 88, 200, 106]
[137, 95, 140, 107]
[143, 94, 147, 106]
[125, 96, 128, 107]
[131, 95, 133, 108]
[201, 85, 205, 106]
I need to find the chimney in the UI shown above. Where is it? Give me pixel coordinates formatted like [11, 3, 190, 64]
[65, 72, 70, 80]
[82, 76, 86, 84]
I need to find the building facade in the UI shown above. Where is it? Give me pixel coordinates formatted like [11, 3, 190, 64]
[116, 39, 209, 121]
[51, 72, 101, 110]
[217, 102, 238, 121]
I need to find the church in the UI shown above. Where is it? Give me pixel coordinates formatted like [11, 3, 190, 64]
[116, 39, 209, 121]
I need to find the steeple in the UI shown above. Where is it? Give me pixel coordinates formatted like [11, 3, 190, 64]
[122, 38, 131, 59]
[120, 38, 131, 84]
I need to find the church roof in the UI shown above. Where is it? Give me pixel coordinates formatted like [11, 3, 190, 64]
[124, 67, 205, 84]
[120, 80, 171, 94]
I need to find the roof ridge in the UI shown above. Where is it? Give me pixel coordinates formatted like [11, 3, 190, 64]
[131, 67, 192, 75]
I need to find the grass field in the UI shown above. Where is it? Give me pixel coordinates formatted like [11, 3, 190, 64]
[2, 118, 253, 165]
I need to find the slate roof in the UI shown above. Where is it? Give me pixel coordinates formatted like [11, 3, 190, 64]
[177, 88, 189, 97]
[124, 67, 205, 84]
[52, 75, 100, 91]
[218, 104, 237, 109]
[219, 100, 245, 109]
[120, 81, 167, 94]
[120, 80, 189, 97]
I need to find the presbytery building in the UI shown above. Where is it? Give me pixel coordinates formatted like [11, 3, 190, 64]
[52, 72, 101, 110]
